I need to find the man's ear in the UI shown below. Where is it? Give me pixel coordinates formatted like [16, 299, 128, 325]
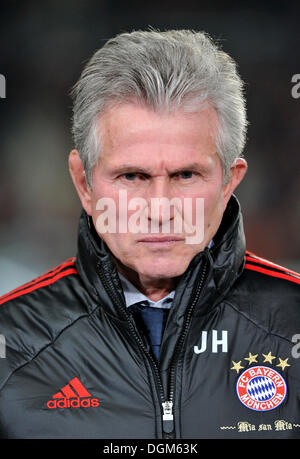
[68, 149, 93, 215]
[222, 158, 248, 207]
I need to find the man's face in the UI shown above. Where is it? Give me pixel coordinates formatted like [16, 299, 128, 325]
[70, 102, 246, 283]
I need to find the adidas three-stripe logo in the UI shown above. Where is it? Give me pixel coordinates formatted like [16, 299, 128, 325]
[46, 377, 100, 409]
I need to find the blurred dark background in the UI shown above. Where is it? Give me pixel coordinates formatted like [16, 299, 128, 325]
[0, 0, 299, 295]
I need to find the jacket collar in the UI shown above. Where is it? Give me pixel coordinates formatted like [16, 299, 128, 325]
[75, 194, 246, 319]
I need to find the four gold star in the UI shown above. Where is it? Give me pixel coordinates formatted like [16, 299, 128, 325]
[244, 352, 258, 365]
[276, 357, 291, 371]
[262, 352, 276, 364]
[231, 360, 244, 374]
[230, 352, 291, 372]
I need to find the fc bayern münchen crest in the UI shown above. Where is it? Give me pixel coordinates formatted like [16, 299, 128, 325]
[236, 366, 287, 412]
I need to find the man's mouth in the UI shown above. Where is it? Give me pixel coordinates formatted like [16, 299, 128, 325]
[137, 236, 185, 247]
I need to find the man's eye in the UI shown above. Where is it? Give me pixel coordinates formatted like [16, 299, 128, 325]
[178, 171, 194, 179]
[123, 173, 137, 181]
[122, 172, 148, 181]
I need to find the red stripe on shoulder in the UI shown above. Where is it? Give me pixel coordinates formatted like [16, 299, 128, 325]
[244, 263, 300, 285]
[0, 257, 76, 302]
[0, 258, 77, 306]
[246, 251, 300, 278]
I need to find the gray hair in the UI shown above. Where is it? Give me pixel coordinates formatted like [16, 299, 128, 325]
[71, 29, 248, 188]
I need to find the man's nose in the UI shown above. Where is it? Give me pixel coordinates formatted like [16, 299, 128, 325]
[145, 177, 176, 226]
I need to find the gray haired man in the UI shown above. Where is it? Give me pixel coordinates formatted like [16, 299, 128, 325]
[0, 29, 299, 439]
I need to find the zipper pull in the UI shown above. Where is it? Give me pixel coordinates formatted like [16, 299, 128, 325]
[162, 401, 174, 433]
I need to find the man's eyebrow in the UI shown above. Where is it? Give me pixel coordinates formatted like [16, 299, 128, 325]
[109, 164, 153, 175]
[110, 163, 207, 175]
[170, 163, 206, 173]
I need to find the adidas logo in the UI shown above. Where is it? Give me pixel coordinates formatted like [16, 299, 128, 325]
[46, 377, 100, 409]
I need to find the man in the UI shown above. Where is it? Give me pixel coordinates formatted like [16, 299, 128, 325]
[0, 29, 299, 439]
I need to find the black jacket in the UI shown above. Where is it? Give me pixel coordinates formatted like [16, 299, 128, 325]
[0, 196, 299, 439]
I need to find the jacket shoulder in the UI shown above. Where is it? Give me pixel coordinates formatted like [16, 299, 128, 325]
[244, 250, 300, 288]
[0, 258, 87, 388]
[228, 250, 300, 339]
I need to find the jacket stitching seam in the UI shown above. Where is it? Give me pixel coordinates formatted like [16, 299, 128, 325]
[0, 305, 101, 394]
[225, 300, 294, 345]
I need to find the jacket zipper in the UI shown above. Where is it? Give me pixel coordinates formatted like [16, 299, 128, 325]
[97, 264, 166, 430]
[165, 258, 208, 434]
[97, 256, 208, 437]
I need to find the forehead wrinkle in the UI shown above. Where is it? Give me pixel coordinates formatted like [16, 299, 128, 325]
[97, 103, 219, 172]
[99, 104, 218, 150]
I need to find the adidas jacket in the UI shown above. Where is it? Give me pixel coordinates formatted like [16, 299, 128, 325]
[0, 195, 299, 439]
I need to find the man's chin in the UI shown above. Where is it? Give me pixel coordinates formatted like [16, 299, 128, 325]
[133, 259, 191, 280]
